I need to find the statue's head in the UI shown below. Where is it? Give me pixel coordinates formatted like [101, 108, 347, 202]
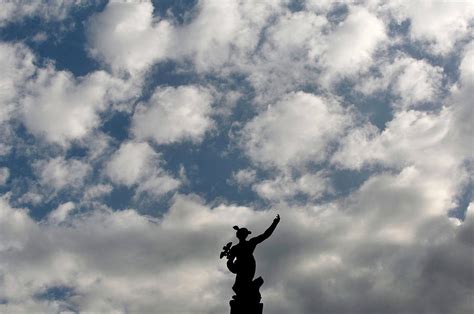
[233, 225, 251, 240]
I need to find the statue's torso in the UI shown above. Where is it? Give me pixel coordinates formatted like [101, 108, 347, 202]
[230, 240, 257, 281]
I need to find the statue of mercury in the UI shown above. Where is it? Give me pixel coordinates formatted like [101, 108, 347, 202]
[221, 214, 280, 314]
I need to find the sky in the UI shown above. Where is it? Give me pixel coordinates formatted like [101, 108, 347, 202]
[0, 0, 473, 313]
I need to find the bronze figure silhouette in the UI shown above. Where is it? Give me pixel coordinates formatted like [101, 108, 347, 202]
[221, 214, 280, 314]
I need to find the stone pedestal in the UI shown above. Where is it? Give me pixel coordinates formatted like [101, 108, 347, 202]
[229, 276, 264, 314]
[230, 299, 263, 314]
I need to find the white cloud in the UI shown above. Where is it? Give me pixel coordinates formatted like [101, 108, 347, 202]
[105, 141, 180, 197]
[87, 0, 172, 74]
[319, 6, 386, 84]
[304, 0, 341, 12]
[86, 0, 286, 76]
[357, 55, 444, 109]
[47, 202, 75, 223]
[0, 195, 37, 252]
[332, 45, 473, 232]
[0, 194, 253, 312]
[35, 157, 91, 191]
[1, 2, 473, 313]
[241, 92, 352, 169]
[22, 68, 133, 146]
[263, 10, 326, 60]
[17, 192, 43, 206]
[332, 109, 463, 179]
[106, 141, 154, 186]
[132, 86, 214, 144]
[0, 168, 9, 185]
[0, 41, 139, 148]
[230, 168, 257, 186]
[173, 0, 285, 72]
[388, 0, 474, 55]
[245, 10, 327, 103]
[83, 184, 113, 201]
[447, 43, 474, 162]
[243, 5, 386, 103]
[0, 143, 10, 156]
[459, 43, 474, 83]
[253, 171, 331, 202]
[0, 0, 81, 26]
[393, 58, 443, 107]
[135, 175, 182, 198]
[176, 1, 385, 86]
[333, 44, 472, 174]
[85, 2, 386, 100]
[0, 43, 34, 154]
[0, 187, 472, 313]
[0, 43, 35, 125]
[333, 39, 473, 177]
[174, 0, 245, 71]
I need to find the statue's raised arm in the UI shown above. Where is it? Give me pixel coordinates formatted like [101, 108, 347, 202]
[250, 214, 280, 245]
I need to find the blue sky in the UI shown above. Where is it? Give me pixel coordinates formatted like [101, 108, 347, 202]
[0, 1, 473, 313]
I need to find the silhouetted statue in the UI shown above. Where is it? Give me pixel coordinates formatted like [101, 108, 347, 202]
[221, 214, 280, 314]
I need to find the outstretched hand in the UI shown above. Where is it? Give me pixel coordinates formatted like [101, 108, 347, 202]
[274, 214, 280, 224]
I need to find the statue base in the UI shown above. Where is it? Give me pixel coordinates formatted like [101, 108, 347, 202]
[230, 299, 263, 314]
[229, 276, 264, 314]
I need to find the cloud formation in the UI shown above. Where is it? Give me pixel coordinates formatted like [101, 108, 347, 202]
[241, 92, 351, 169]
[0, 43, 35, 125]
[0, 1, 472, 313]
[87, 1, 172, 74]
[105, 141, 180, 197]
[132, 86, 214, 144]
[35, 157, 91, 191]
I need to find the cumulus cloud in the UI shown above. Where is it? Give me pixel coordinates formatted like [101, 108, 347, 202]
[35, 157, 91, 191]
[132, 86, 214, 144]
[105, 141, 180, 197]
[0, 41, 139, 148]
[388, 0, 474, 55]
[332, 45, 473, 238]
[47, 202, 75, 223]
[22, 69, 105, 145]
[331, 108, 470, 217]
[83, 184, 113, 202]
[0, 0, 83, 26]
[393, 58, 444, 107]
[86, 0, 286, 76]
[87, 1, 172, 74]
[0, 168, 9, 185]
[22, 67, 136, 146]
[240, 4, 387, 104]
[0, 43, 35, 125]
[253, 171, 331, 202]
[246, 10, 327, 103]
[174, 0, 285, 72]
[1, 1, 473, 313]
[264, 10, 326, 59]
[241, 92, 352, 169]
[0, 194, 249, 312]
[106, 142, 154, 186]
[0, 186, 472, 313]
[333, 47, 472, 174]
[230, 168, 257, 187]
[444, 43, 474, 173]
[16, 192, 43, 206]
[357, 55, 444, 109]
[85, 1, 386, 99]
[319, 6, 386, 84]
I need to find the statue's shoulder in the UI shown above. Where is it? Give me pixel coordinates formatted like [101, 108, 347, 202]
[230, 242, 244, 253]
